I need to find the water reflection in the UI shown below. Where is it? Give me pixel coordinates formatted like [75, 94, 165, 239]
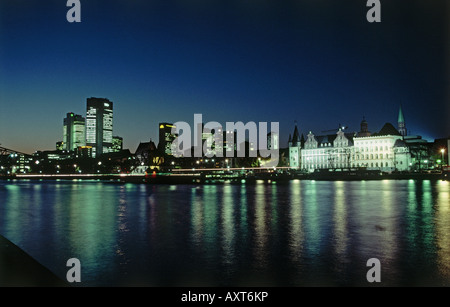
[253, 182, 269, 270]
[436, 181, 450, 281]
[190, 186, 204, 248]
[288, 180, 304, 281]
[332, 181, 348, 270]
[221, 183, 235, 268]
[1, 179, 449, 286]
[66, 183, 117, 284]
[302, 181, 320, 258]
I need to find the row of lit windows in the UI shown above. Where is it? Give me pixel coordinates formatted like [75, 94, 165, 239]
[302, 149, 350, 155]
[356, 146, 391, 152]
[103, 113, 113, 130]
[87, 108, 97, 116]
[334, 141, 348, 148]
[357, 139, 392, 145]
[303, 154, 393, 162]
[301, 152, 394, 161]
[302, 146, 393, 153]
[103, 131, 113, 143]
[306, 161, 392, 169]
[354, 153, 391, 160]
[352, 162, 390, 168]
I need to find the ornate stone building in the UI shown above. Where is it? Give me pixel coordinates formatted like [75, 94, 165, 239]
[288, 107, 412, 172]
[352, 122, 410, 171]
[301, 128, 354, 172]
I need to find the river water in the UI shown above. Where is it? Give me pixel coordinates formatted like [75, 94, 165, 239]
[0, 179, 449, 286]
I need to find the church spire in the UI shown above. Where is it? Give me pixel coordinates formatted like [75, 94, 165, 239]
[398, 105, 407, 137]
[398, 106, 405, 123]
[292, 122, 300, 146]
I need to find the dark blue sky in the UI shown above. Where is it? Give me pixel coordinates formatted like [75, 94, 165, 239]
[1, 0, 448, 154]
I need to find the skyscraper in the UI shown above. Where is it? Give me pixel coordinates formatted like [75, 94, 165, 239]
[158, 123, 177, 156]
[86, 97, 113, 157]
[63, 112, 86, 151]
[112, 136, 123, 152]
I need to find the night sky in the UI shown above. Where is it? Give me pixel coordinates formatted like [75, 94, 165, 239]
[1, 0, 448, 154]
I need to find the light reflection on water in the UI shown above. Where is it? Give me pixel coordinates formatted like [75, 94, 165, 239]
[436, 181, 450, 280]
[0, 179, 449, 286]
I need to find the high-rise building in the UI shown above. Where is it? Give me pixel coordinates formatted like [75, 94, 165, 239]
[158, 123, 177, 156]
[63, 112, 86, 151]
[86, 97, 113, 157]
[112, 136, 123, 152]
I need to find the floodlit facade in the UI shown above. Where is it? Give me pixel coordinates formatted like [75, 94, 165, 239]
[352, 123, 410, 171]
[301, 128, 354, 172]
[289, 107, 413, 173]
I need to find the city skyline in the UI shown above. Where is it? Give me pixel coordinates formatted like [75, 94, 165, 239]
[1, 94, 445, 156]
[1, 0, 448, 154]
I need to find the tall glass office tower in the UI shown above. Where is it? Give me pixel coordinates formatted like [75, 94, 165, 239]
[158, 123, 177, 156]
[86, 97, 113, 157]
[63, 112, 86, 151]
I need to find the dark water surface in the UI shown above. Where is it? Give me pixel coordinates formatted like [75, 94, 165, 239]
[0, 179, 449, 286]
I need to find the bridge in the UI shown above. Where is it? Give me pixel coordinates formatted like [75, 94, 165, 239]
[0, 144, 31, 157]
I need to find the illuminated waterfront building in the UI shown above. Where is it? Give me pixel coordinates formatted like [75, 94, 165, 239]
[301, 128, 354, 172]
[63, 112, 86, 151]
[295, 108, 413, 173]
[352, 122, 410, 172]
[86, 97, 113, 157]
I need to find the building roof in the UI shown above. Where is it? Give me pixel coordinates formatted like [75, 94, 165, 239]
[394, 139, 407, 147]
[315, 134, 333, 145]
[373, 123, 401, 136]
[308, 132, 354, 147]
[344, 132, 355, 145]
[135, 141, 157, 155]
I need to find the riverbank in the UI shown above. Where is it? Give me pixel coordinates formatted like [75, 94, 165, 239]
[1, 171, 448, 184]
[0, 235, 68, 287]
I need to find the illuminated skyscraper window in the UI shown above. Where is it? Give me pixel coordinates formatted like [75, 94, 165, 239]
[63, 112, 86, 151]
[158, 123, 177, 156]
[112, 136, 123, 152]
[86, 97, 113, 157]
